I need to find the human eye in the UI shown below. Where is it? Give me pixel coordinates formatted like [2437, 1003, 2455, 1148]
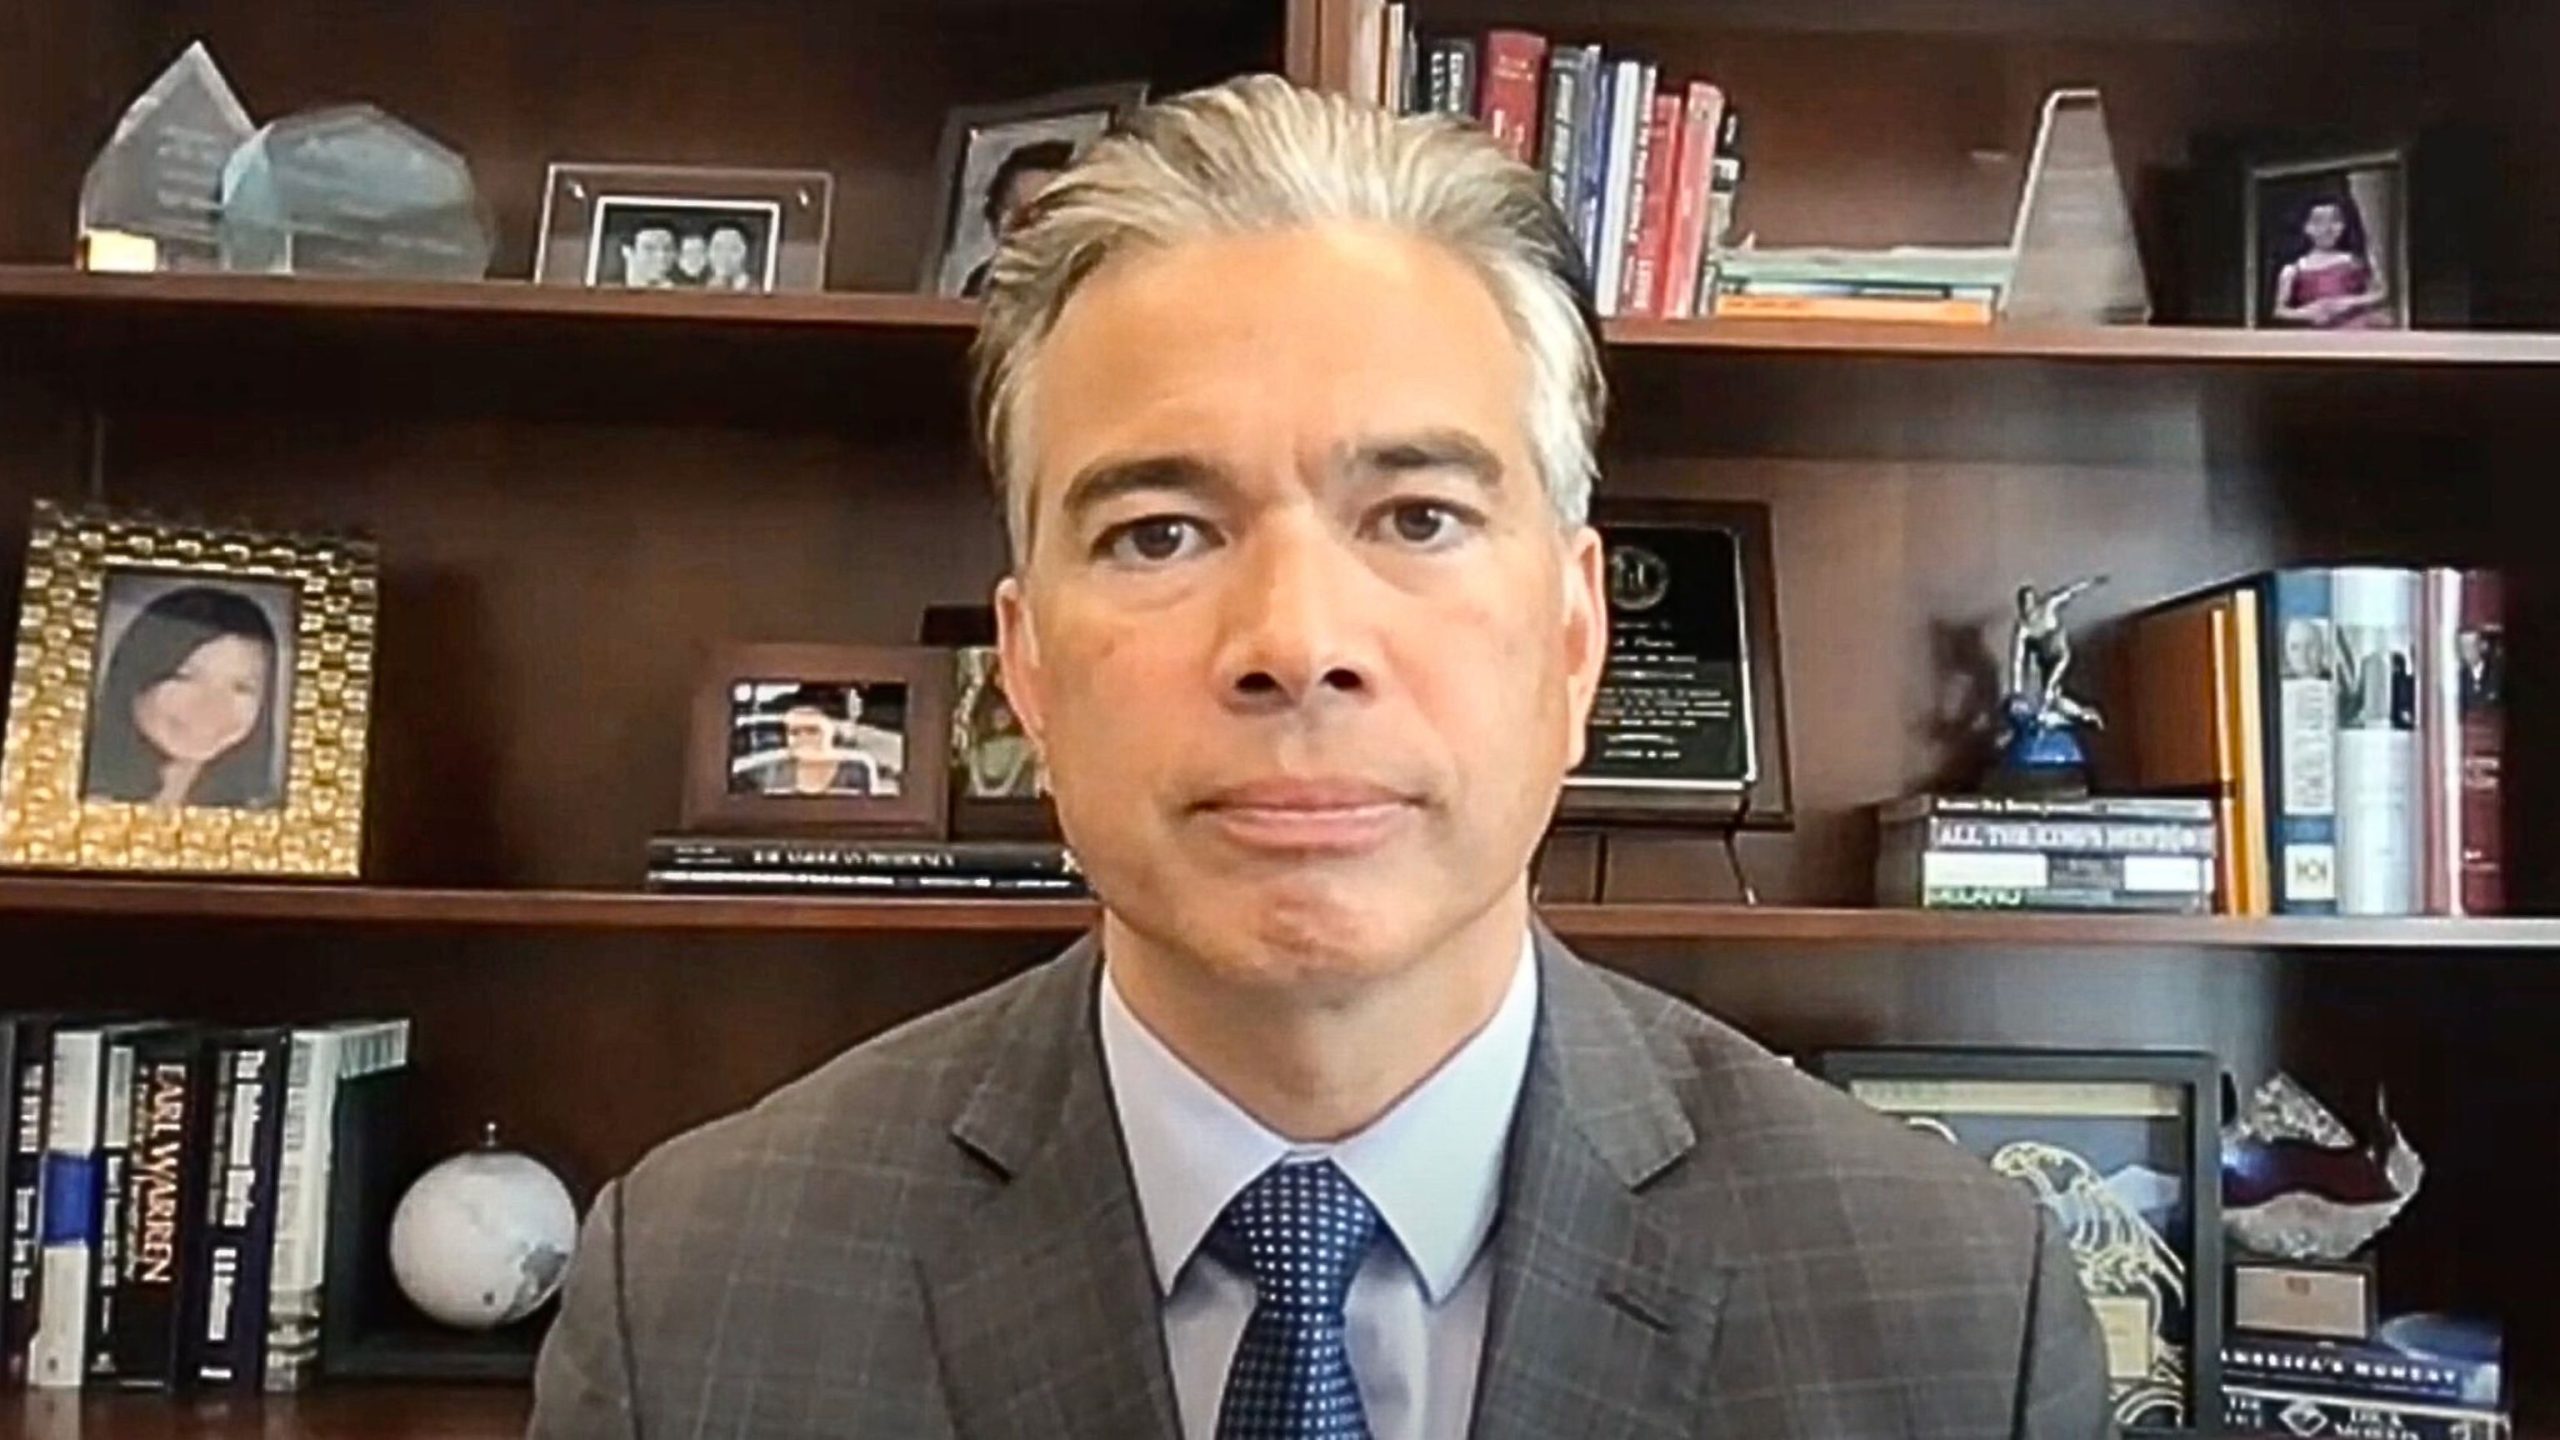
[1368, 497, 1483, 552]
[1093, 514, 1219, 567]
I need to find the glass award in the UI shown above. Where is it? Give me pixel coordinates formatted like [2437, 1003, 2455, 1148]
[2006, 89, 2152, 325]
[77, 41, 256, 272]
[217, 105, 494, 281]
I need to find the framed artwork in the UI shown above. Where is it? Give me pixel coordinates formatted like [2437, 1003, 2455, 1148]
[1813, 1047, 2224, 1437]
[2247, 148, 2410, 331]
[535, 163, 833, 293]
[1557, 498, 1792, 831]
[0, 501, 377, 877]
[681, 642, 949, 837]
[920, 604, 1056, 840]
[922, 81, 1148, 299]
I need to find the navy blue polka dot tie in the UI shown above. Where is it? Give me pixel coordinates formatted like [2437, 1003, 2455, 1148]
[1206, 1159, 1381, 1439]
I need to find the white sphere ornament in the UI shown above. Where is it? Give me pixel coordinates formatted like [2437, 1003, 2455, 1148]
[386, 1124, 579, 1331]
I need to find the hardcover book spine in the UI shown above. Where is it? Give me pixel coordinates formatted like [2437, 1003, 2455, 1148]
[1621, 91, 1683, 318]
[265, 1022, 409, 1392]
[2224, 1385, 2509, 1440]
[1572, 54, 1614, 276]
[2458, 569, 2505, 914]
[108, 1032, 201, 1390]
[1537, 47, 1582, 217]
[0, 1018, 40, 1389]
[2224, 1334, 2502, 1409]
[188, 1034, 287, 1390]
[2264, 570, 2340, 914]
[1661, 82, 1725, 321]
[1444, 37, 1479, 118]
[1891, 817, 2218, 856]
[30, 1029, 106, 1389]
[82, 1038, 139, 1384]
[2333, 567, 2422, 915]
[2422, 567, 2461, 914]
[1695, 108, 1744, 315]
[1591, 60, 1652, 316]
[647, 838, 1079, 877]
[1476, 29, 1548, 167]
[646, 870, 1089, 897]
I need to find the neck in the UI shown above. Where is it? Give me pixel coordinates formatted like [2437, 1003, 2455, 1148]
[791, 758, 834, 791]
[1102, 882, 1529, 1143]
[152, 759, 202, 808]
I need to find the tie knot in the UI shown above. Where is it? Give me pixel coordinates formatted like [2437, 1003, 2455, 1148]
[1206, 1159, 1380, 1313]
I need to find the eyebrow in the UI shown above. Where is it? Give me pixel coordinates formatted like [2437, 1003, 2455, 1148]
[1057, 453, 1233, 530]
[1345, 429, 1506, 494]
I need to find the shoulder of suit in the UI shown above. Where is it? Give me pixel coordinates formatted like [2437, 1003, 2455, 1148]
[1578, 963, 2046, 1247]
[613, 954, 1061, 1216]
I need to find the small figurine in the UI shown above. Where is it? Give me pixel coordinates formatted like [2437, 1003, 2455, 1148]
[1991, 575, 2108, 797]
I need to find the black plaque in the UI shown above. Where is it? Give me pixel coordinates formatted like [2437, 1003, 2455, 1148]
[1561, 499, 1790, 829]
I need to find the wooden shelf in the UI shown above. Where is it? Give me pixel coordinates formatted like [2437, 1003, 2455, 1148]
[6, 875, 2559, 949]
[10, 268, 2560, 368]
[0, 1386, 527, 1439]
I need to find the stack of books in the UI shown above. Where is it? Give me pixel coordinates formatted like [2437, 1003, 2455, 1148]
[645, 836, 1088, 897]
[1874, 794, 2218, 913]
[1710, 244, 2011, 326]
[2, 1016, 410, 1395]
[2223, 1320, 2508, 1438]
[2117, 567, 2506, 917]
[1354, 9, 1745, 321]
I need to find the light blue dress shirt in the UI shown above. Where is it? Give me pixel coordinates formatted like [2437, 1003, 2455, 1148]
[1097, 936, 1539, 1440]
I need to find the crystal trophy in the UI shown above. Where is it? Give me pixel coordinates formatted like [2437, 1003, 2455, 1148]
[218, 105, 494, 280]
[77, 41, 256, 272]
[2006, 89, 2152, 325]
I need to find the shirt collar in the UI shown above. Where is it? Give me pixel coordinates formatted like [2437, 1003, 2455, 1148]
[1097, 933, 1539, 1306]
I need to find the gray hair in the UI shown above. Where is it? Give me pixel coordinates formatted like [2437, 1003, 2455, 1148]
[970, 73, 1607, 560]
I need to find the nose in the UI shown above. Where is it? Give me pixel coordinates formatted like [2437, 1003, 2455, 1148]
[1213, 518, 1378, 715]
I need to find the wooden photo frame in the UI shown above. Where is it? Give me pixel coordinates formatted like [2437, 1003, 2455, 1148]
[681, 642, 950, 837]
[1558, 497, 1792, 831]
[534, 163, 834, 293]
[1812, 1047, 2224, 1437]
[919, 604, 1057, 841]
[0, 500, 378, 877]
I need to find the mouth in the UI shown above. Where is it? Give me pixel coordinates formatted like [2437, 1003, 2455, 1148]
[1191, 777, 1423, 857]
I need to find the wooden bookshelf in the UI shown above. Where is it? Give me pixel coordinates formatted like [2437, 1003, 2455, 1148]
[0, 1389, 527, 1439]
[7, 875, 2560, 951]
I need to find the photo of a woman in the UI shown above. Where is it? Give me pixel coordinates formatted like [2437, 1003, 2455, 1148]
[82, 578, 293, 811]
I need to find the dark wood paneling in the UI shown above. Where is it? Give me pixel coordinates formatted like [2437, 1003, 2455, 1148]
[3, 1388, 528, 1439]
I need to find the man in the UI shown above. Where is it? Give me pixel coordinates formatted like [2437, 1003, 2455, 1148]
[734, 686, 878, 796]
[959, 136, 1077, 299]
[617, 223, 675, 289]
[533, 75, 2109, 1439]
[673, 230, 713, 287]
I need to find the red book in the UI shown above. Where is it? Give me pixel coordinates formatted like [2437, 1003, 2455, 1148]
[1620, 93, 1684, 317]
[2459, 570, 2506, 914]
[1661, 81, 1727, 321]
[1477, 29, 1549, 166]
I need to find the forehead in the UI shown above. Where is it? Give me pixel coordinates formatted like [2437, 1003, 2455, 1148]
[1020, 224, 1529, 492]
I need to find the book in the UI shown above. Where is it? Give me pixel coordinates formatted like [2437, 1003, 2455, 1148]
[1476, 29, 1547, 167]
[1877, 794, 2218, 824]
[187, 1030, 289, 1389]
[2118, 588, 2269, 915]
[1421, 36, 1477, 117]
[1590, 59, 1652, 317]
[1344, 0, 1389, 107]
[647, 869, 1088, 897]
[1381, 4, 1411, 115]
[2224, 1384, 2508, 1439]
[647, 836, 1080, 878]
[2260, 570, 2340, 914]
[3, 1016, 68, 1388]
[1536, 44, 1593, 222]
[82, 1030, 148, 1384]
[1710, 292, 1996, 325]
[1881, 848, 2213, 908]
[1621, 90, 1682, 318]
[31, 1022, 159, 1389]
[1660, 81, 1726, 321]
[1879, 812, 2217, 857]
[2220, 583, 2273, 916]
[2224, 1329, 2502, 1411]
[1571, 55, 1614, 278]
[2333, 567, 2421, 915]
[2422, 568, 2504, 915]
[105, 1028, 207, 1390]
[265, 1019, 409, 1392]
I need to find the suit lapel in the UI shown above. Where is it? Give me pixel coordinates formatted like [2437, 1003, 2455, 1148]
[918, 937, 1183, 1440]
[1470, 927, 1736, 1440]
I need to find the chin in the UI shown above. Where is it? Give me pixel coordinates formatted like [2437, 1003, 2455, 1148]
[1125, 864, 1457, 995]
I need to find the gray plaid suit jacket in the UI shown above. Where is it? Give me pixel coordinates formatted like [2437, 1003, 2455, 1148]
[530, 928, 2112, 1438]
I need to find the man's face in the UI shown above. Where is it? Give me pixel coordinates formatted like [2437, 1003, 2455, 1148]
[708, 227, 751, 280]
[676, 233, 710, 278]
[625, 227, 674, 285]
[996, 224, 1607, 991]
[782, 706, 832, 761]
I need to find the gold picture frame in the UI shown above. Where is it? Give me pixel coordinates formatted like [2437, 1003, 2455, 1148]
[0, 501, 378, 877]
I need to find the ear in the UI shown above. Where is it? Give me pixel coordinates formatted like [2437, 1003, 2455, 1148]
[1559, 524, 1608, 770]
[993, 574, 1050, 750]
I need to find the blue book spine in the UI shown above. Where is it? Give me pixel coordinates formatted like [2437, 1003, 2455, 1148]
[1572, 51, 1613, 277]
[2265, 569, 2341, 914]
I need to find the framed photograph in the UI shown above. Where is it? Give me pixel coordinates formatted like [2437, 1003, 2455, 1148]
[535, 163, 833, 293]
[1557, 498, 1792, 831]
[922, 81, 1148, 299]
[1813, 1047, 2224, 1437]
[0, 501, 377, 877]
[920, 605, 1056, 840]
[681, 643, 949, 837]
[2247, 148, 2409, 331]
